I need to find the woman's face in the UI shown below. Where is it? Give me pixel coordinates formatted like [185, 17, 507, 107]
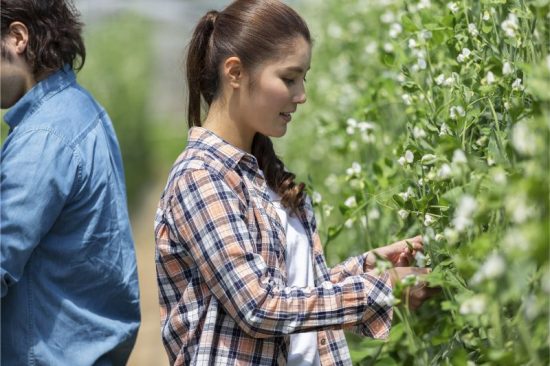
[239, 36, 312, 138]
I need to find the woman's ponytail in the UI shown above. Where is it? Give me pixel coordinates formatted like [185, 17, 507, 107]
[186, 10, 219, 128]
[252, 134, 305, 213]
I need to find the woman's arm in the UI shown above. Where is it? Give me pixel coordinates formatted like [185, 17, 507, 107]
[167, 168, 393, 339]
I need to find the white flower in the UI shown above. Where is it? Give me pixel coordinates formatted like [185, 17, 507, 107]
[346, 118, 357, 135]
[344, 218, 354, 228]
[328, 23, 343, 39]
[346, 162, 362, 176]
[399, 186, 415, 201]
[457, 48, 471, 63]
[384, 293, 398, 306]
[512, 78, 524, 91]
[450, 105, 465, 120]
[347, 118, 357, 128]
[404, 150, 414, 163]
[438, 163, 452, 179]
[380, 10, 395, 24]
[501, 13, 519, 38]
[503, 228, 528, 252]
[492, 169, 507, 185]
[435, 233, 445, 241]
[421, 154, 437, 165]
[435, 73, 445, 85]
[471, 253, 506, 285]
[408, 38, 417, 49]
[413, 126, 427, 139]
[506, 193, 535, 223]
[424, 213, 436, 226]
[344, 196, 357, 208]
[453, 195, 477, 232]
[482, 10, 490, 21]
[486, 71, 496, 84]
[398, 209, 409, 219]
[398, 156, 406, 166]
[420, 29, 432, 39]
[358, 121, 376, 132]
[418, 0, 431, 10]
[365, 41, 378, 55]
[524, 294, 539, 320]
[417, 58, 427, 70]
[396, 73, 406, 83]
[468, 23, 479, 37]
[444, 227, 459, 244]
[502, 61, 513, 75]
[368, 208, 380, 221]
[415, 252, 426, 267]
[389, 23, 403, 38]
[452, 149, 467, 164]
[460, 295, 487, 315]
[512, 120, 537, 155]
[323, 204, 334, 217]
[440, 123, 452, 136]
[447, 2, 459, 14]
[312, 191, 322, 204]
[402, 93, 412, 105]
[383, 43, 394, 53]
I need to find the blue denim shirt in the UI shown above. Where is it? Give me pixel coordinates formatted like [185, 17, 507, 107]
[1, 66, 140, 365]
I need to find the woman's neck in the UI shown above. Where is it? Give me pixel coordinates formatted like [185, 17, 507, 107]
[202, 100, 254, 153]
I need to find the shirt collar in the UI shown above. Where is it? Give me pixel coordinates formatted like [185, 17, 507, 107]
[187, 126, 260, 171]
[4, 65, 76, 129]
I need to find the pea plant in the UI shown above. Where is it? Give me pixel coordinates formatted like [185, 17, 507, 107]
[287, 0, 549, 364]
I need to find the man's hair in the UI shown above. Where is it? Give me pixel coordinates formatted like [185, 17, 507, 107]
[0, 0, 86, 77]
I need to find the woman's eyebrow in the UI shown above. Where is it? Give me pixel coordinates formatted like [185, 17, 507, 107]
[284, 66, 311, 73]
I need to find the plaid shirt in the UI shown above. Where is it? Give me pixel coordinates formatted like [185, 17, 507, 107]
[155, 127, 393, 366]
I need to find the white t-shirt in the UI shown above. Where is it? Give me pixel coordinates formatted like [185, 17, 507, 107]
[267, 187, 321, 366]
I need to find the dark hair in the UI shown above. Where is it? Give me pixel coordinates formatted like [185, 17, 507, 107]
[186, 0, 311, 212]
[0, 0, 86, 77]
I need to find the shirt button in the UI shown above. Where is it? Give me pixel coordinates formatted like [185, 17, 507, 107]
[320, 338, 327, 345]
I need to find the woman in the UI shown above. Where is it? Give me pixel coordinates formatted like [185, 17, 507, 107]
[155, 1, 435, 365]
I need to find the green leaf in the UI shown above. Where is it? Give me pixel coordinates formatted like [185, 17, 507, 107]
[401, 15, 418, 32]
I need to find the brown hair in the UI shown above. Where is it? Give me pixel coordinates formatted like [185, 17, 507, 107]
[186, 0, 310, 212]
[0, 0, 85, 77]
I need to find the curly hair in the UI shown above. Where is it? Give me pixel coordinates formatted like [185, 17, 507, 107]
[0, 0, 85, 77]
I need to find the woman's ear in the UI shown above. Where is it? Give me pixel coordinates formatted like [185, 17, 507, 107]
[223, 56, 243, 89]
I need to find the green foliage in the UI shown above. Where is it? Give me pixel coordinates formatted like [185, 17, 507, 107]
[289, 0, 550, 364]
[78, 13, 154, 209]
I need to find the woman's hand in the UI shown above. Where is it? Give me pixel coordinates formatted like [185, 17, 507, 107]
[389, 267, 439, 310]
[368, 235, 424, 267]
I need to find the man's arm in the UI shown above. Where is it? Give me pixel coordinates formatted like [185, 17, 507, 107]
[1, 129, 78, 297]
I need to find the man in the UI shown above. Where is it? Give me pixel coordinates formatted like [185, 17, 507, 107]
[1, 1, 141, 364]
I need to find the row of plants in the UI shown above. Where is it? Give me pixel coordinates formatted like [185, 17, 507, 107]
[285, 0, 549, 364]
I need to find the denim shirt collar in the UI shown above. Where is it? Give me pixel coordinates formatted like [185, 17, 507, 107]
[4, 65, 76, 130]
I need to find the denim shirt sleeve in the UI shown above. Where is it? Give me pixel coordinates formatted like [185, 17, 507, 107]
[1, 129, 79, 297]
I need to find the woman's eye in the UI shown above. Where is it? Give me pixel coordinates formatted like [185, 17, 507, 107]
[282, 78, 295, 85]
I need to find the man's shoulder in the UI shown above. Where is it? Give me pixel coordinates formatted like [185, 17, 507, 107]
[17, 82, 108, 146]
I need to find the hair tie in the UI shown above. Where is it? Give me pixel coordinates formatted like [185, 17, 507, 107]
[206, 10, 219, 26]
